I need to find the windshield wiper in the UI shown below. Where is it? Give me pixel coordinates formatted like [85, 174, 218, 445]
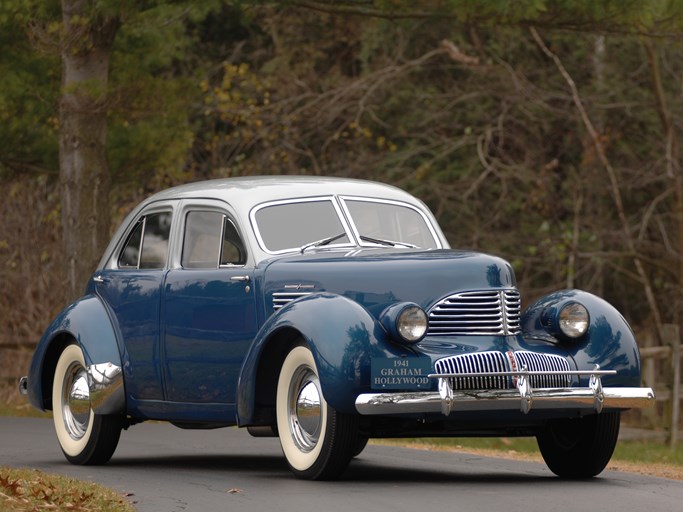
[359, 235, 418, 248]
[300, 233, 347, 253]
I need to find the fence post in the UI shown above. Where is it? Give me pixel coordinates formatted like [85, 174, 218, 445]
[641, 331, 658, 427]
[663, 324, 680, 448]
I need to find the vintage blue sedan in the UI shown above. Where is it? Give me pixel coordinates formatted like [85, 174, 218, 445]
[21, 176, 654, 479]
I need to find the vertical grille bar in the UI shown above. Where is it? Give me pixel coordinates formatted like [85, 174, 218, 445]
[513, 351, 571, 388]
[434, 351, 510, 391]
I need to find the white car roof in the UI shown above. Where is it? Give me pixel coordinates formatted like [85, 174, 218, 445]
[98, 176, 446, 269]
[143, 176, 422, 212]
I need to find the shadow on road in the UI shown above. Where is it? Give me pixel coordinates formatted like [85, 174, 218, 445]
[106, 452, 563, 485]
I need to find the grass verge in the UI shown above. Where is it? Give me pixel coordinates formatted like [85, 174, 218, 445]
[0, 467, 136, 512]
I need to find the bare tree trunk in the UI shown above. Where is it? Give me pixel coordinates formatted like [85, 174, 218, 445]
[59, 1, 119, 302]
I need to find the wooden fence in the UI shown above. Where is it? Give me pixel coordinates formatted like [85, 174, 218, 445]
[640, 324, 682, 447]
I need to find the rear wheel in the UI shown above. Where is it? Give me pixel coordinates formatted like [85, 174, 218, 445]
[52, 344, 122, 465]
[537, 412, 620, 479]
[276, 345, 358, 480]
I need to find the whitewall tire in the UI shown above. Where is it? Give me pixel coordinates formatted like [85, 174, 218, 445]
[52, 344, 122, 465]
[276, 344, 358, 480]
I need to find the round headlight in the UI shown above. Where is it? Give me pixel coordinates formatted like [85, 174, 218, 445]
[558, 302, 589, 339]
[397, 305, 428, 343]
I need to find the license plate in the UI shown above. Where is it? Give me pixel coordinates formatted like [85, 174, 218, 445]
[371, 357, 432, 390]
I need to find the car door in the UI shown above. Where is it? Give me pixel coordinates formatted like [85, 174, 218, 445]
[94, 205, 174, 402]
[161, 206, 257, 405]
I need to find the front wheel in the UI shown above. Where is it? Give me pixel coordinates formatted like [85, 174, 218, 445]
[537, 412, 620, 479]
[276, 345, 358, 480]
[52, 344, 122, 465]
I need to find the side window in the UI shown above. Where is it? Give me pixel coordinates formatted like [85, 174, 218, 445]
[118, 212, 172, 269]
[140, 213, 172, 269]
[221, 218, 247, 266]
[182, 211, 248, 269]
[119, 220, 144, 268]
[182, 211, 223, 268]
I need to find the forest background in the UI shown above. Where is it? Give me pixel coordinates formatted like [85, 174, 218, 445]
[1, 1, 683, 420]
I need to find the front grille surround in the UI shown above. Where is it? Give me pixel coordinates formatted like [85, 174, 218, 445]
[427, 289, 522, 336]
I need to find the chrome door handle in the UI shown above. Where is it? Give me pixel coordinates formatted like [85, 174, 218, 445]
[230, 275, 251, 282]
[93, 275, 109, 284]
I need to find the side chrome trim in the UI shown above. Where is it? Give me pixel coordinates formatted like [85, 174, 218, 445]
[87, 363, 125, 415]
[273, 291, 314, 310]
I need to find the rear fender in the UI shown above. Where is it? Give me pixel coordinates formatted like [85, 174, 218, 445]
[27, 295, 125, 413]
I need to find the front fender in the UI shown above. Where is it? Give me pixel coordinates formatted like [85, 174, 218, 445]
[521, 289, 641, 386]
[27, 295, 124, 412]
[237, 293, 408, 423]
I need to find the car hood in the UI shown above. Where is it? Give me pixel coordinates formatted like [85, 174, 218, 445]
[260, 248, 516, 314]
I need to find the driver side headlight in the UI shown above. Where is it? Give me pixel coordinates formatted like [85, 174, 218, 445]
[542, 300, 590, 341]
[558, 302, 590, 339]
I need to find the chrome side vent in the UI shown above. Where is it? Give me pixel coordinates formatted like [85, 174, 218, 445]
[434, 351, 510, 390]
[427, 289, 521, 336]
[513, 351, 571, 388]
[272, 292, 313, 311]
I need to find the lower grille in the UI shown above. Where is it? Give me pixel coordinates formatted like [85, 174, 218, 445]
[434, 350, 572, 391]
[514, 351, 571, 388]
[434, 351, 509, 390]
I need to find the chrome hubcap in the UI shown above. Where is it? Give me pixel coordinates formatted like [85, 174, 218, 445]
[288, 367, 322, 452]
[61, 363, 90, 440]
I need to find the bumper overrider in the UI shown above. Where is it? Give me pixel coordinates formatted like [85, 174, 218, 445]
[355, 367, 655, 416]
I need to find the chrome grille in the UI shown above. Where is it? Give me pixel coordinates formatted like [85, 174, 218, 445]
[434, 351, 510, 390]
[427, 289, 521, 336]
[434, 350, 572, 391]
[513, 351, 571, 388]
[272, 292, 313, 311]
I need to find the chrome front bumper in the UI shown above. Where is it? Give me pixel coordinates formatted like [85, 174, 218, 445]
[355, 368, 656, 416]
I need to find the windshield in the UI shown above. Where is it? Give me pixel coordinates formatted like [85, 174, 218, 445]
[252, 196, 439, 253]
[343, 198, 439, 249]
[253, 199, 350, 252]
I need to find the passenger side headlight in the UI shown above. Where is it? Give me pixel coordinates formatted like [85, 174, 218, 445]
[380, 303, 428, 344]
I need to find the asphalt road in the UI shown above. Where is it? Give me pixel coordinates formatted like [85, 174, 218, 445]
[2, 417, 683, 512]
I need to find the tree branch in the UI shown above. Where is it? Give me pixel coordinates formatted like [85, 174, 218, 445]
[530, 26, 665, 341]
